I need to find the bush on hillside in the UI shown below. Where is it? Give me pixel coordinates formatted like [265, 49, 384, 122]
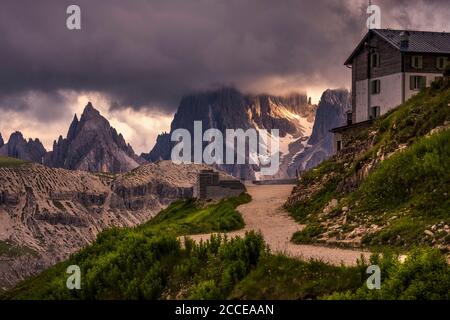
[444, 64, 450, 78]
[327, 248, 450, 300]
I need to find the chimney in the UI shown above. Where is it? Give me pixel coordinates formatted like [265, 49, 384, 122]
[400, 31, 410, 51]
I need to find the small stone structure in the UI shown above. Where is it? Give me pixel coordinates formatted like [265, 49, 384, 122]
[193, 170, 246, 200]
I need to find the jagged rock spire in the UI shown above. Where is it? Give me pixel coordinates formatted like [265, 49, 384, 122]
[0, 131, 46, 163]
[44, 102, 144, 173]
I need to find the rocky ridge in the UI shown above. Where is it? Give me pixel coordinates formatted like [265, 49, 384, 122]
[0, 132, 46, 163]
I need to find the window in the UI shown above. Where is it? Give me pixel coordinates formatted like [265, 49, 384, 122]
[371, 79, 380, 94]
[410, 75, 426, 91]
[370, 52, 380, 68]
[336, 140, 342, 152]
[370, 106, 380, 119]
[411, 55, 423, 69]
[346, 112, 353, 126]
[436, 57, 449, 70]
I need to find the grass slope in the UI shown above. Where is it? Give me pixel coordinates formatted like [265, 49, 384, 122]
[0, 156, 29, 168]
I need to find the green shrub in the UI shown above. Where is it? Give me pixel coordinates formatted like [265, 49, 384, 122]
[327, 248, 450, 300]
[356, 130, 450, 213]
[230, 254, 367, 300]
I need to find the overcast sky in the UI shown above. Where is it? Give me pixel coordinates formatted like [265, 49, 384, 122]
[0, 0, 449, 153]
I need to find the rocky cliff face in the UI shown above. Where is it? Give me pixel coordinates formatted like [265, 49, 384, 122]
[44, 103, 145, 173]
[0, 132, 46, 163]
[287, 89, 351, 175]
[142, 88, 317, 180]
[0, 160, 220, 288]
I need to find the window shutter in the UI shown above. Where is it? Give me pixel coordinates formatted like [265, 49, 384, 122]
[437, 57, 445, 70]
[410, 76, 414, 90]
[418, 56, 423, 69]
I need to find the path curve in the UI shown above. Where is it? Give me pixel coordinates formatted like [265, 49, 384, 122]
[187, 185, 371, 266]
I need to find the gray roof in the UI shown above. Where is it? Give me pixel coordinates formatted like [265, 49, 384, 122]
[374, 29, 450, 54]
[345, 29, 450, 65]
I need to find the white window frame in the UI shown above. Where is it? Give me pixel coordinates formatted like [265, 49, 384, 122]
[410, 75, 426, 91]
[370, 52, 380, 68]
[411, 55, 423, 69]
[436, 57, 449, 70]
[371, 79, 381, 95]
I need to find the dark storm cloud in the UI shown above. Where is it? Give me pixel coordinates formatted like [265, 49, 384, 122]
[0, 0, 449, 115]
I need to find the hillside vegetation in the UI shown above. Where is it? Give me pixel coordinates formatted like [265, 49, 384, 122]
[0, 156, 29, 168]
[287, 80, 450, 252]
[3, 190, 449, 300]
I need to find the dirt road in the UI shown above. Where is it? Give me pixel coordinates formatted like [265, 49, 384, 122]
[187, 185, 370, 266]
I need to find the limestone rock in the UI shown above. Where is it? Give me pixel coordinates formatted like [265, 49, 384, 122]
[0, 131, 46, 163]
[293, 89, 351, 172]
[424, 230, 434, 236]
[142, 87, 317, 180]
[44, 102, 146, 173]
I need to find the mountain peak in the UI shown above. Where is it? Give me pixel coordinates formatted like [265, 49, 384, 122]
[44, 102, 145, 173]
[81, 102, 101, 120]
[67, 114, 80, 141]
[9, 131, 25, 142]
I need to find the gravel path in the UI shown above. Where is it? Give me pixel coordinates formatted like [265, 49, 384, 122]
[186, 184, 371, 266]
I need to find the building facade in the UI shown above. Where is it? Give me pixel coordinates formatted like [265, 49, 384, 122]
[332, 29, 450, 152]
[193, 169, 246, 200]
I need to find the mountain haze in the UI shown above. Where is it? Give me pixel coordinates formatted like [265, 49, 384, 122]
[143, 87, 317, 180]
